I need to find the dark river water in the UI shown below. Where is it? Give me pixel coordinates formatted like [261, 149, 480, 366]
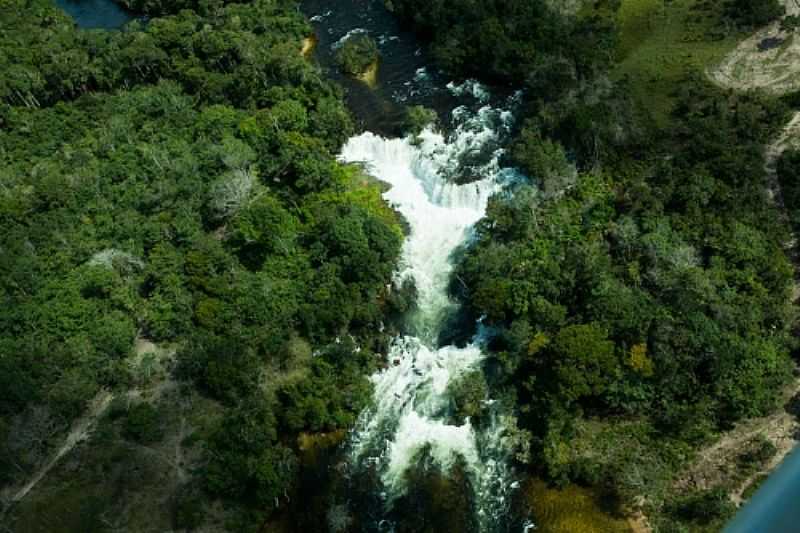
[55, 0, 134, 29]
[300, 2, 527, 533]
[301, 0, 471, 135]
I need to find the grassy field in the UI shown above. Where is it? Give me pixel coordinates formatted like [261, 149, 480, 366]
[520, 479, 632, 533]
[614, 0, 743, 126]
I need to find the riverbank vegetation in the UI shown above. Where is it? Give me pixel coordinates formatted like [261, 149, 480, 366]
[335, 34, 380, 78]
[391, 0, 797, 530]
[0, 0, 402, 530]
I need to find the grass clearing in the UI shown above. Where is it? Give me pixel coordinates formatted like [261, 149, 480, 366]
[615, 0, 743, 126]
[521, 478, 632, 533]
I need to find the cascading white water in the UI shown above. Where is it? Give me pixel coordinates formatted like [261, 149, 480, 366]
[339, 84, 521, 531]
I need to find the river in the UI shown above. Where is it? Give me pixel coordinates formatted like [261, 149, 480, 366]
[302, 1, 526, 531]
[54, 0, 134, 29]
[56, 0, 527, 529]
[50, 0, 800, 530]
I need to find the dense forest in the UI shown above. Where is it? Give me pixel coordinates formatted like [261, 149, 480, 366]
[390, 0, 799, 530]
[1, 0, 403, 530]
[2, 0, 799, 531]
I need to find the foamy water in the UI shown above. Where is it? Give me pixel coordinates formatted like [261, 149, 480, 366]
[338, 83, 522, 531]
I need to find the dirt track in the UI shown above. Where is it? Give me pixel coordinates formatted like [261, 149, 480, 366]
[1, 337, 177, 516]
[710, 0, 800, 95]
[6, 391, 114, 507]
[689, 2, 800, 507]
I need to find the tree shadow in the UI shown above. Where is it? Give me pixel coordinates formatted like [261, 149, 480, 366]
[783, 390, 800, 422]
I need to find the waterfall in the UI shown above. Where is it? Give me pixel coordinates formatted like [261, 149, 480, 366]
[338, 83, 522, 531]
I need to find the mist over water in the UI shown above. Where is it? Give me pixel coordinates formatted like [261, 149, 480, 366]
[339, 85, 523, 532]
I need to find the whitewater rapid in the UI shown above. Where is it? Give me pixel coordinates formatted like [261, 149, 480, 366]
[338, 85, 522, 531]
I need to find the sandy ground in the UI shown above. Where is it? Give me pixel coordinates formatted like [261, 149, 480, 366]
[301, 36, 316, 57]
[358, 60, 379, 88]
[710, 0, 800, 95]
[627, 511, 651, 533]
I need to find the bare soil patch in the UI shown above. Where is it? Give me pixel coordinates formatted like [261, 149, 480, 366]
[709, 0, 800, 94]
[1, 336, 177, 514]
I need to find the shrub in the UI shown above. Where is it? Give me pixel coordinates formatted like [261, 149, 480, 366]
[172, 483, 205, 531]
[512, 130, 576, 198]
[737, 436, 778, 471]
[725, 0, 785, 28]
[123, 402, 163, 443]
[335, 35, 379, 76]
[404, 105, 438, 137]
[668, 487, 736, 525]
[448, 370, 488, 423]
